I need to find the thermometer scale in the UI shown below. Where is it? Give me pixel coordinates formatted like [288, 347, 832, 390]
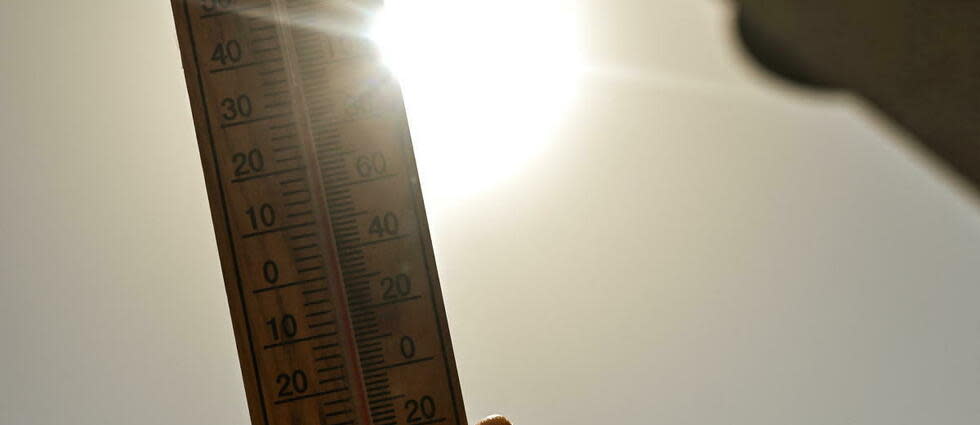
[170, 1, 466, 424]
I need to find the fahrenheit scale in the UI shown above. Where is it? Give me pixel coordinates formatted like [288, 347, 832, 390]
[170, 1, 466, 425]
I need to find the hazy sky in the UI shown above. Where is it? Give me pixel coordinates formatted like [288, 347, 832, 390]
[2, 1, 979, 425]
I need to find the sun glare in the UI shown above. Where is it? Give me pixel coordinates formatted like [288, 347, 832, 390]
[370, 0, 582, 201]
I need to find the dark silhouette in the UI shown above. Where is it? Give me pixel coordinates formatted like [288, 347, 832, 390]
[735, 1, 980, 190]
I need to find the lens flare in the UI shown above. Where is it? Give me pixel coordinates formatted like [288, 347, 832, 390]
[370, 0, 582, 201]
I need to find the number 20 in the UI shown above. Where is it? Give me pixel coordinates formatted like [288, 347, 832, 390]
[405, 396, 436, 422]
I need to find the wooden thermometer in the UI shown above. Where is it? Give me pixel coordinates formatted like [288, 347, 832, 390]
[170, 1, 466, 424]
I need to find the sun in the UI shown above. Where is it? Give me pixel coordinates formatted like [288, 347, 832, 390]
[369, 0, 583, 202]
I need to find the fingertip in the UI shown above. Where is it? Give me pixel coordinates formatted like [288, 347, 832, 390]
[477, 415, 512, 425]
